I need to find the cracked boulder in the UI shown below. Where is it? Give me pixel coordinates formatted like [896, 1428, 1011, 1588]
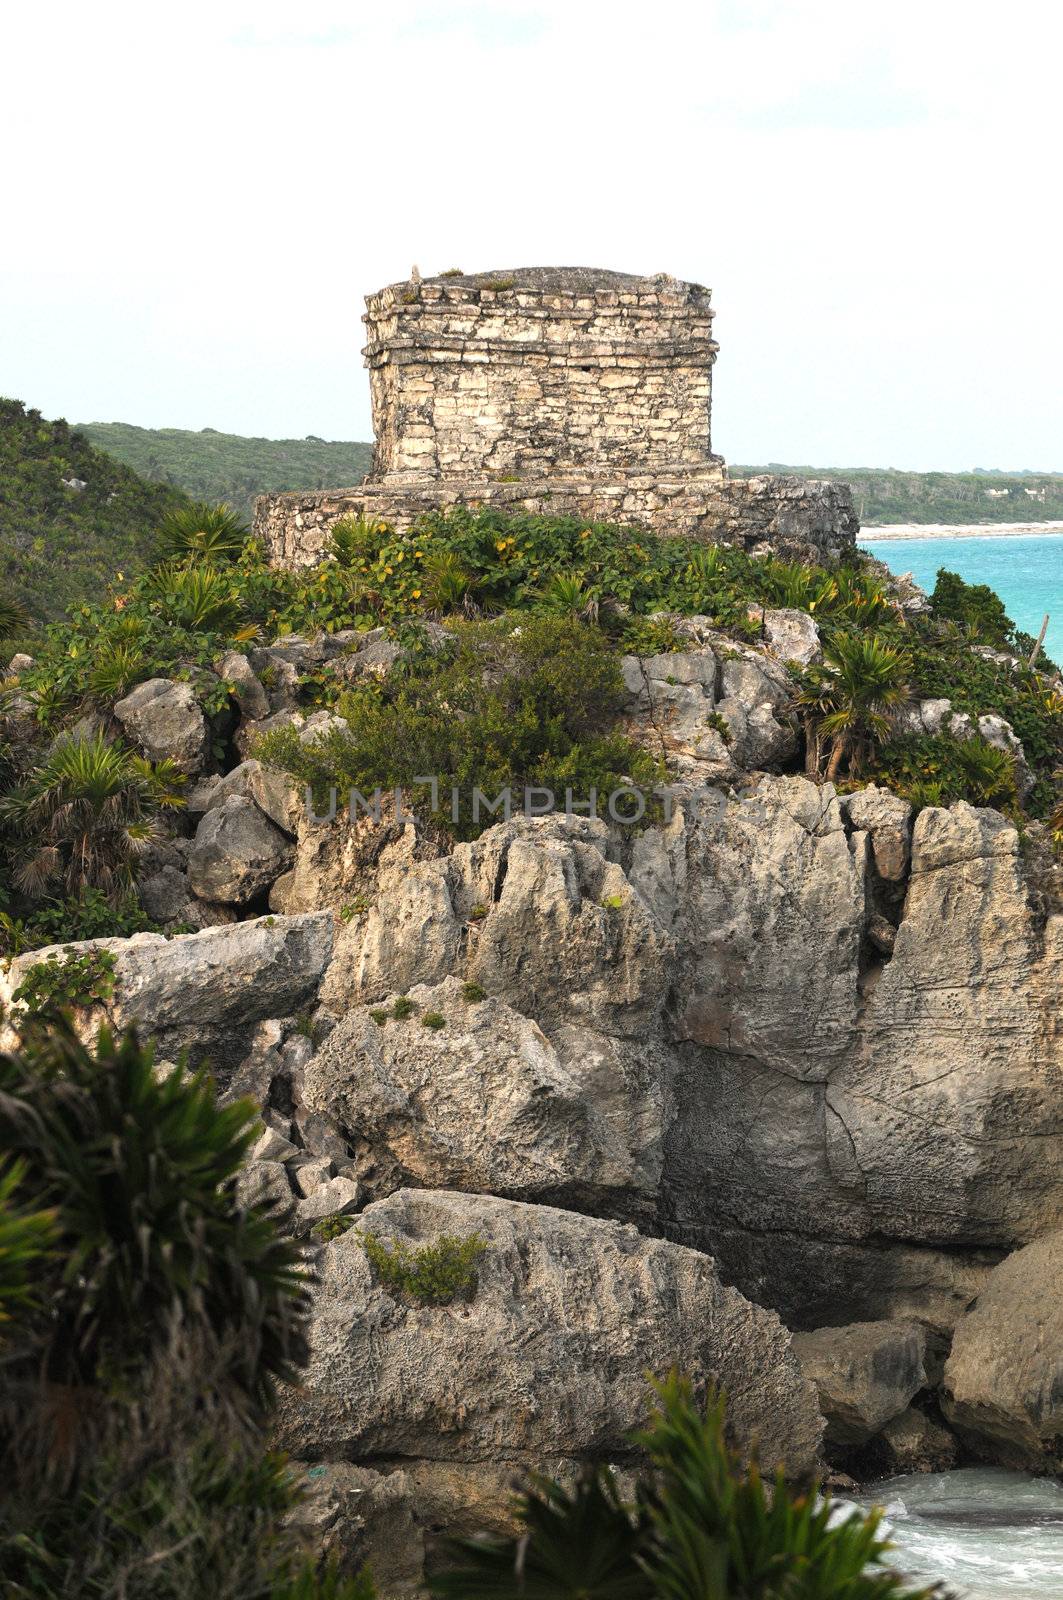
[272, 1187, 824, 1502]
[792, 1319, 927, 1449]
[113, 677, 209, 775]
[188, 795, 294, 905]
[299, 975, 664, 1213]
[943, 1229, 1063, 1471]
[1, 914, 334, 1073]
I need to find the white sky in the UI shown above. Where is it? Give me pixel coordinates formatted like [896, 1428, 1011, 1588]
[3, 0, 1061, 469]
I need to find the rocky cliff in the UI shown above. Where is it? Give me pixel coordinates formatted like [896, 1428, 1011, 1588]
[5, 578, 1063, 1594]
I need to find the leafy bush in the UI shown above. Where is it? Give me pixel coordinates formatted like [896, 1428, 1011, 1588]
[432, 1374, 936, 1599]
[392, 996, 417, 1020]
[868, 734, 1020, 813]
[359, 1228, 486, 1306]
[311, 1213, 356, 1244]
[0, 1159, 55, 1325]
[10, 947, 117, 1015]
[258, 615, 663, 840]
[462, 981, 487, 1002]
[0, 887, 159, 956]
[421, 1010, 446, 1029]
[930, 568, 1017, 652]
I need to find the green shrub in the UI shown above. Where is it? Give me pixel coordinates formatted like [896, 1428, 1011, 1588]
[421, 1010, 446, 1029]
[461, 981, 486, 1002]
[143, 562, 254, 636]
[258, 614, 663, 841]
[359, 1228, 486, 1306]
[392, 996, 417, 1020]
[930, 568, 1016, 651]
[799, 632, 912, 781]
[868, 733, 1020, 813]
[10, 946, 117, 1015]
[0, 1159, 56, 1325]
[311, 1213, 356, 1244]
[370, 1007, 389, 1026]
[0, 887, 159, 956]
[431, 1373, 936, 1599]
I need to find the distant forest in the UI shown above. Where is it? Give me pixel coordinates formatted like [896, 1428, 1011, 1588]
[80, 422, 374, 527]
[733, 465, 1063, 526]
[82, 425, 1063, 528]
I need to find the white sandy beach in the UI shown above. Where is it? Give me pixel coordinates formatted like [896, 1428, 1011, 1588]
[863, 520, 1063, 541]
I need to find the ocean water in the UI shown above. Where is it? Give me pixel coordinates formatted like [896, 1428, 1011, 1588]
[842, 1468, 1063, 1599]
[860, 532, 1063, 665]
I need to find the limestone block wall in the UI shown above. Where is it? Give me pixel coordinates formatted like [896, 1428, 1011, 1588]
[255, 474, 858, 572]
[364, 268, 721, 482]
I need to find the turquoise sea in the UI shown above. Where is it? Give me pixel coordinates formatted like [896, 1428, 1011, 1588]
[860, 531, 1063, 665]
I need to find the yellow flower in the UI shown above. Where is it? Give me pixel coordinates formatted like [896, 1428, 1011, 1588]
[384, 565, 393, 575]
[412, 589, 422, 599]
[580, 529, 591, 539]
[495, 540, 507, 552]
[415, 550, 423, 558]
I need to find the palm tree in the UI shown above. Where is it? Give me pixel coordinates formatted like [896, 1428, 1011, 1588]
[156, 502, 249, 564]
[799, 632, 912, 783]
[0, 733, 185, 899]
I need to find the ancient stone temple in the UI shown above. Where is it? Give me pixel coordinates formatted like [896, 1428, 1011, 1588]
[256, 266, 857, 567]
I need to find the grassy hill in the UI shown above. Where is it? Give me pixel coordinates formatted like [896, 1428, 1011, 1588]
[80, 422, 374, 527]
[0, 399, 187, 631]
[733, 465, 1063, 525]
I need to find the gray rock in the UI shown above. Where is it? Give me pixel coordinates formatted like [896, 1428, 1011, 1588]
[6, 652, 33, 675]
[875, 1407, 957, 1475]
[753, 606, 822, 666]
[0, 914, 333, 1070]
[840, 785, 912, 881]
[301, 975, 663, 1210]
[237, 1159, 291, 1210]
[291, 1157, 335, 1198]
[295, 1175, 360, 1230]
[943, 1230, 1063, 1470]
[216, 649, 270, 721]
[286, 1462, 424, 1595]
[792, 1320, 927, 1447]
[188, 795, 294, 905]
[273, 1188, 823, 1489]
[113, 677, 208, 774]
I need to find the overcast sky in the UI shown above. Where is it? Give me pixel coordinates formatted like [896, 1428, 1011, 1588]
[4, 1, 1061, 469]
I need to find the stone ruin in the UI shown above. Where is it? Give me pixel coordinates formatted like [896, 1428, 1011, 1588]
[255, 266, 857, 566]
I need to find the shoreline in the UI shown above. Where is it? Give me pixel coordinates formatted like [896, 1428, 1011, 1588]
[861, 520, 1063, 541]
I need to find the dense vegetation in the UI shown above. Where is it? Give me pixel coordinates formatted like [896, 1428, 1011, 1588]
[735, 464, 1063, 525]
[81, 421, 374, 527]
[0, 1015, 371, 1598]
[3, 505, 1061, 953]
[0, 400, 187, 630]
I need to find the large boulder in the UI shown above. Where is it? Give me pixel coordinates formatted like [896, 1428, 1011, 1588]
[840, 785, 912, 882]
[656, 786, 1063, 1330]
[321, 815, 673, 1038]
[300, 976, 663, 1213]
[943, 1230, 1063, 1470]
[113, 677, 208, 775]
[792, 1320, 927, 1448]
[1, 914, 333, 1071]
[273, 1188, 823, 1494]
[188, 795, 294, 905]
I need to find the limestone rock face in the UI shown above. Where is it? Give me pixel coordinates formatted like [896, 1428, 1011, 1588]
[658, 788, 1063, 1329]
[792, 1320, 927, 1447]
[188, 795, 294, 905]
[113, 677, 208, 774]
[286, 1462, 424, 1596]
[301, 976, 663, 1213]
[273, 1188, 824, 1486]
[1, 915, 333, 1071]
[943, 1230, 1063, 1470]
[753, 607, 822, 667]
